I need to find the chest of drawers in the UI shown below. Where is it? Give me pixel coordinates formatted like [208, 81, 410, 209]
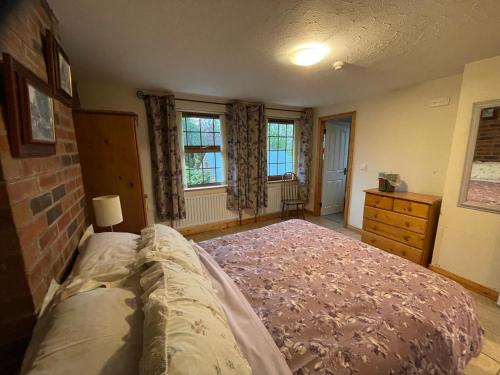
[361, 189, 442, 266]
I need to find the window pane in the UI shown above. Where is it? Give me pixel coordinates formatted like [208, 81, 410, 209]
[215, 152, 222, 167]
[216, 168, 223, 182]
[269, 137, 278, 150]
[182, 131, 187, 146]
[267, 121, 294, 177]
[269, 123, 279, 136]
[214, 119, 221, 132]
[186, 117, 200, 132]
[269, 151, 278, 163]
[201, 132, 214, 146]
[277, 164, 286, 175]
[187, 131, 201, 145]
[277, 137, 287, 150]
[200, 118, 213, 133]
[184, 152, 223, 186]
[269, 164, 278, 176]
[277, 150, 286, 163]
[214, 132, 221, 146]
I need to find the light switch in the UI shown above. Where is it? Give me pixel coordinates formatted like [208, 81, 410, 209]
[430, 97, 450, 107]
[360, 163, 367, 171]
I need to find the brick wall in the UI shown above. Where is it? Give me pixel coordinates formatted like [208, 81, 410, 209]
[474, 108, 500, 162]
[0, 0, 87, 371]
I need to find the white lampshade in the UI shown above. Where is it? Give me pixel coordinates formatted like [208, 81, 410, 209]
[92, 195, 123, 228]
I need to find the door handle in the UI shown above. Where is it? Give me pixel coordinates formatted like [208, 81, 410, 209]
[343, 168, 347, 175]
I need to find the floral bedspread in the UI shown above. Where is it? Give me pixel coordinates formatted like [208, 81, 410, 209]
[198, 220, 483, 375]
[467, 179, 500, 210]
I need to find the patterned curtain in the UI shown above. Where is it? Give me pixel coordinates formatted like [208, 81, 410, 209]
[297, 108, 314, 201]
[143, 94, 186, 222]
[226, 102, 267, 216]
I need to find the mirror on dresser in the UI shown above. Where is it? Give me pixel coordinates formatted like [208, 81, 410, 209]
[459, 100, 500, 213]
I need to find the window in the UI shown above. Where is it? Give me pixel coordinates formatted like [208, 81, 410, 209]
[182, 113, 223, 187]
[267, 119, 295, 181]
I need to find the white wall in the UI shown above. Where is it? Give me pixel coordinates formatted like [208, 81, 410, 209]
[312, 74, 464, 229]
[77, 81, 303, 226]
[432, 55, 500, 292]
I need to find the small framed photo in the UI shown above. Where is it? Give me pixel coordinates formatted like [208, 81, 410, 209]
[44, 30, 73, 106]
[2, 53, 56, 157]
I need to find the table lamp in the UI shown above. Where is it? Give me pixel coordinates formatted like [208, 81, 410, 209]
[92, 195, 123, 232]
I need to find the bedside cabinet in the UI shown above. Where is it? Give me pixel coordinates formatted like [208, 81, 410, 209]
[361, 189, 442, 266]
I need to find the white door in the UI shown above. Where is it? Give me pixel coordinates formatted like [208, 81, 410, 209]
[321, 122, 350, 215]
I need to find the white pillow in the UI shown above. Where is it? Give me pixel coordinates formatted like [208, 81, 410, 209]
[21, 288, 143, 375]
[58, 232, 140, 300]
[73, 232, 139, 278]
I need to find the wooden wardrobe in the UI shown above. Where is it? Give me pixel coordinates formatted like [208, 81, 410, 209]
[73, 109, 148, 234]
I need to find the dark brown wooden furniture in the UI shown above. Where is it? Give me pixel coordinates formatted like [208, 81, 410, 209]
[73, 109, 147, 234]
[281, 172, 305, 219]
[361, 189, 441, 266]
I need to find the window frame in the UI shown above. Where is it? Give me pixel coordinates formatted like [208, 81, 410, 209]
[267, 118, 296, 182]
[181, 112, 224, 188]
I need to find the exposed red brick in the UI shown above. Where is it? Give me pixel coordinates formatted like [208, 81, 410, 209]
[38, 172, 57, 190]
[6, 178, 39, 204]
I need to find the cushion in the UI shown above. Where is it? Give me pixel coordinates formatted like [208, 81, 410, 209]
[58, 232, 140, 300]
[136, 224, 203, 275]
[139, 260, 252, 375]
[21, 288, 143, 375]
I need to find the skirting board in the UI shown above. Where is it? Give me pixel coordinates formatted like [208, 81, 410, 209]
[428, 265, 499, 302]
[346, 224, 363, 235]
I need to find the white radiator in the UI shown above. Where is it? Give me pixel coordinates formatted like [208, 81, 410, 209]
[175, 184, 282, 229]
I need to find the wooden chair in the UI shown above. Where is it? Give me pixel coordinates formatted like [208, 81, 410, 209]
[281, 172, 306, 219]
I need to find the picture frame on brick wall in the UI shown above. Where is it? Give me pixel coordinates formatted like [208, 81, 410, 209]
[1, 53, 56, 157]
[44, 30, 74, 107]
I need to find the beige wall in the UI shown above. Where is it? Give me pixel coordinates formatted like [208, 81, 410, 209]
[312, 74, 463, 229]
[77, 81, 303, 224]
[432, 55, 500, 293]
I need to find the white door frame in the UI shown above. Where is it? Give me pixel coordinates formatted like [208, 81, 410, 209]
[314, 112, 356, 228]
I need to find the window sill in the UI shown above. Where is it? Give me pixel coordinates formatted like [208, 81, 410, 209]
[184, 184, 227, 192]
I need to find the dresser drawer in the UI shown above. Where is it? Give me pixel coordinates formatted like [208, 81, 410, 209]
[363, 206, 427, 234]
[363, 218, 425, 249]
[365, 193, 394, 210]
[393, 199, 429, 219]
[362, 231, 423, 264]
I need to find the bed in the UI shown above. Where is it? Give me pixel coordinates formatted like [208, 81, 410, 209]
[467, 161, 500, 209]
[21, 220, 483, 375]
[198, 220, 483, 374]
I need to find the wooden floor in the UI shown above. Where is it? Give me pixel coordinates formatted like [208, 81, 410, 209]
[187, 215, 500, 375]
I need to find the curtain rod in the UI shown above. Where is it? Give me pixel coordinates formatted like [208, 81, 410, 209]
[136, 90, 306, 114]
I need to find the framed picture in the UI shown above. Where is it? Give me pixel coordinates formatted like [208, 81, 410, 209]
[2, 53, 56, 157]
[44, 30, 73, 106]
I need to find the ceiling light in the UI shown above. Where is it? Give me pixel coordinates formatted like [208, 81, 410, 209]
[291, 44, 329, 66]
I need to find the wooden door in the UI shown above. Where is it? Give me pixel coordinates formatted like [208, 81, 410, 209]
[73, 109, 147, 234]
[321, 122, 350, 215]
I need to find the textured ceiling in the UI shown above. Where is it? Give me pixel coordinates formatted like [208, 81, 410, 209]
[48, 0, 500, 107]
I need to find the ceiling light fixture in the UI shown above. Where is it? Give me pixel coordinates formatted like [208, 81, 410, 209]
[291, 44, 329, 66]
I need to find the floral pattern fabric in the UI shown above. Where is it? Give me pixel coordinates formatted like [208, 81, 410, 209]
[226, 102, 267, 214]
[198, 220, 483, 375]
[137, 225, 252, 375]
[466, 180, 500, 209]
[144, 95, 186, 222]
[297, 109, 313, 201]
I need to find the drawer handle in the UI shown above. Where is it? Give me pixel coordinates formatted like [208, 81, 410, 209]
[403, 235, 410, 241]
[405, 222, 410, 227]
[408, 207, 412, 212]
